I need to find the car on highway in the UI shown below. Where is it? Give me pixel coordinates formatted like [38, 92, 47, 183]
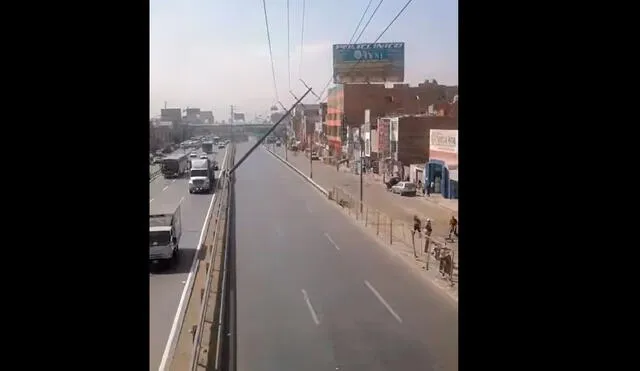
[390, 181, 417, 196]
[218, 143, 225, 149]
[276, 140, 281, 146]
[189, 153, 198, 158]
[200, 155, 208, 159]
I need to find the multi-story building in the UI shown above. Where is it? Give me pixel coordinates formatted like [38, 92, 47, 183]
[325, 81, 458, 155]
[149, 120, 174, 151]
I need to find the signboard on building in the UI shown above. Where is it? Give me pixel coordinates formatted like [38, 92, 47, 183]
[364, 130, 371, 157]
[390, 117, 399, 142]
[332, 42, 405, 83]
[378, 118, 390, 156]
[429, 129, 458, 169]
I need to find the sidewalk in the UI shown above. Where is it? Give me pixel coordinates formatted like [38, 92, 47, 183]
[268, 146, 458, 301]
[272, 146, 457, 237]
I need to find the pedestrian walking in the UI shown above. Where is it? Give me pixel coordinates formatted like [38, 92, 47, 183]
[424, 218, 433, 253]
[448, 216, 458, 240]
[413, 215, 422, 239]
[439, 248, 453, 277]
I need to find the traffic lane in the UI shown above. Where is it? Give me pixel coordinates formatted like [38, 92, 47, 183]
[148, 147, 226, 369]
[268, 146, 458, 368]
[149, 150, 223, 201]
[298, 184, 458, 370]
[236, 145, 457, 370]
[148, 188, 215, 370]
[235, 187, 425, 371]
[150, 177, 187, 201]
[234, 148, 336, 371]
[235, 147, 438, 370]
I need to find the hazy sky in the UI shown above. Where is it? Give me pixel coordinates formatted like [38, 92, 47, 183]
[150, 0, 458, 119]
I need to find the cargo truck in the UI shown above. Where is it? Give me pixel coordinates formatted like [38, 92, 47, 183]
[202, 141, 214, 154]
[149, 204, 182, 266]
[161, 153, 189, 178]
[189, 157, 216, 193]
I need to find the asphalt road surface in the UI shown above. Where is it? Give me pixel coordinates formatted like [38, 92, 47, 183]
[234, 142, 458, 371]
[149, 147, 226, 371]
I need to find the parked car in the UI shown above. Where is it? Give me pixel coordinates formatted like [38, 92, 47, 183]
[390, 181, 417, 196]
[384, 176, 401, 190]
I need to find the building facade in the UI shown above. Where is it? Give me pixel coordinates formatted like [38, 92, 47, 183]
[325, 81, 457, 155]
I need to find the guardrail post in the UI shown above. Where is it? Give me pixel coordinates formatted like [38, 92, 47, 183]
[376, 212, 380, 236]
[389, 218, 393, 245]
[190, 325, 197, 342]
[365, 207, 368, 227]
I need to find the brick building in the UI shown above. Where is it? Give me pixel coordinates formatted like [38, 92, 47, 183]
[291, 104, 321, 147]
[371, 115, 457, 167]
[325, 81, 457, 154]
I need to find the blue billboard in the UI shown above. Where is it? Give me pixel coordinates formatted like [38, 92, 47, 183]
[332, 42, 405, 83]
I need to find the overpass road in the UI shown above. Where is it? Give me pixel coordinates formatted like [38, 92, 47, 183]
[149, 147, 227, 371]
[233, 142, 458, 371]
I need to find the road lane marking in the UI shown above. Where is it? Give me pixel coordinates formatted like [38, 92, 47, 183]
[324, 233, 340, 251]
[305, 203, 312, 213]
[364, 280, 403, 323]
[172, 179, 176, 183]
[179, 196, 185, 205]
[150, 198, 154, 203]
[158, 145, 229, 371]
[301, 289, 320, 326]
[162, 186, 169, 192]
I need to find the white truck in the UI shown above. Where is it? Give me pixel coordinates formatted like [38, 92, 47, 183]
[189, 157, 216, 193]
[149, 204, 182, 266]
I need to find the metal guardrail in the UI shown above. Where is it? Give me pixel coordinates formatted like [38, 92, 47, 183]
[158, 146, 231, 371]
[188, 144, 235, 371]
[160, 144, 235, 371]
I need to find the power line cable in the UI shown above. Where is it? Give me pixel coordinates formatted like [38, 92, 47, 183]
[316, 0, 385, 101]
[287, 0, 291, 91]
[354, 0, 384, 43]
[298, 0, 306, 77]
[316, 0, 414, 102]
[347, 0, 374, 45]
[261, 0, 280, 103]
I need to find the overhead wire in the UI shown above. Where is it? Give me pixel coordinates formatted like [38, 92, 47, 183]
[287, 0, 291, 91]
[298, 0, 306, 78]
[347, 0, 374, 45]
[261, 0, 280, 103]
[316, 0, 385, 101]
[316, 0, 414, 102]
[354, 0, 385, 44]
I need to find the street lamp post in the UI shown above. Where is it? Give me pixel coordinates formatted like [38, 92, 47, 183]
[359, 137, 364, 214]
[309, 134, 313, 179]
